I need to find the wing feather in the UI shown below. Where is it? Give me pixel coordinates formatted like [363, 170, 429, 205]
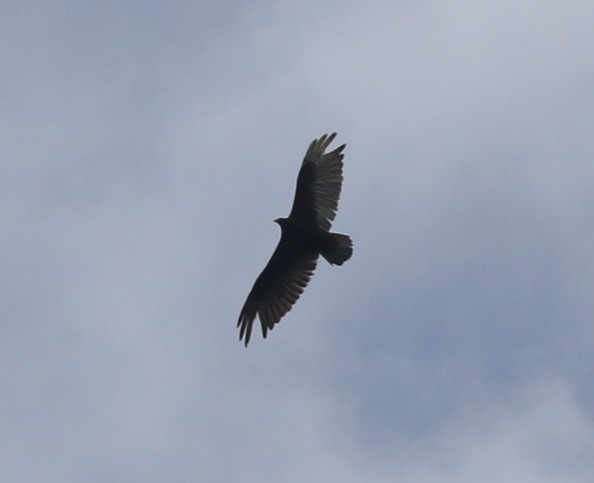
[289, 133, 346, 231]
[237, 235, 318, 346]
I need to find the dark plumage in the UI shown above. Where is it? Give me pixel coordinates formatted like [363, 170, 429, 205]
[237, 133, 353, 346]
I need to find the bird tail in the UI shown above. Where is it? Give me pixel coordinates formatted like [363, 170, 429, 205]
[321, 233, 353, 266]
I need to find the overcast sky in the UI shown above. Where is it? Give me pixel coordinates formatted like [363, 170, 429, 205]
[2, 1, 594, 481]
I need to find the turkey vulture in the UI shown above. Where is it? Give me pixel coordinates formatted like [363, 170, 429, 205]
[237, 133, 353, 346]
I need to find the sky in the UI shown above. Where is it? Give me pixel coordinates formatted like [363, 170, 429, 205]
[2, 1, 594, 481]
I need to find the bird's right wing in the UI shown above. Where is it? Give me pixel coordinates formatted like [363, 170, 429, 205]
[237, 236, 318, 346]
[289, 133, 346, 231]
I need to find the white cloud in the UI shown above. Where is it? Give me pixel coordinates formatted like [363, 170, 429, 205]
[2, 1, 594, 481]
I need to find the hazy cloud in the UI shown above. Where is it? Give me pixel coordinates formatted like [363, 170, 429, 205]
[2, 1, 594, 481]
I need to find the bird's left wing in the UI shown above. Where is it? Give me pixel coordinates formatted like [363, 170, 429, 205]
[289, 133, 346, 231]
[237, 235, 318, 346]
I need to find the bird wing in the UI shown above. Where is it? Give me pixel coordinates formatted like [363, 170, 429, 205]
[237, 234, 318, 346]
[289, 133, 346, 231]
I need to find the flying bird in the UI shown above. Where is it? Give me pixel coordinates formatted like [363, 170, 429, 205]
[237, 133, 353, 346]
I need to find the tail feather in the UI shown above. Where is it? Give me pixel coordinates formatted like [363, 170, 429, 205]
[322, 233, 353, 265]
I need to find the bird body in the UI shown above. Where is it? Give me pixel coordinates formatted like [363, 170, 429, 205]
[237, 133, 352, 346]
[274, 217, 344, 258]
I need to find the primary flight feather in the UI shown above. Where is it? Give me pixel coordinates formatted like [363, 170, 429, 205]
[237, 133, 353, 346]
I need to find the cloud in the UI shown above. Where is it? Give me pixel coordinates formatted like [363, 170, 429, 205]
[2, 0, 594, 481]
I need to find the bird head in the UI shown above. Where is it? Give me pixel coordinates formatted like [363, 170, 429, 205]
[274, 217, 287, 226]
